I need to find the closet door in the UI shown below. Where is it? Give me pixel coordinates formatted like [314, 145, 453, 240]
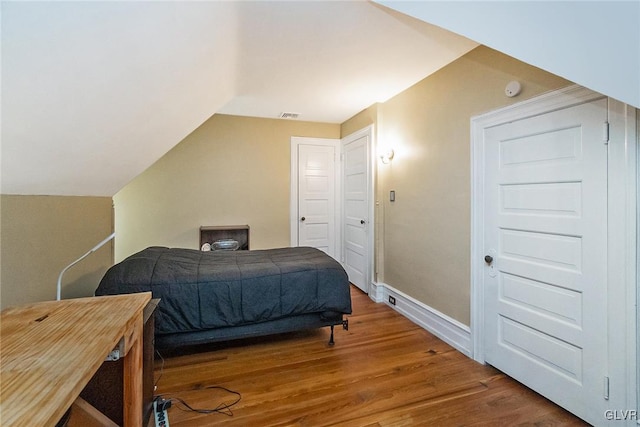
[483, 97, 608, 424]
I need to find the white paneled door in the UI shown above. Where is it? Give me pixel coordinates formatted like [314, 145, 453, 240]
[342, 132, 370, 293]
[483, 97, 608, 424]
[297, 144, 337, 258]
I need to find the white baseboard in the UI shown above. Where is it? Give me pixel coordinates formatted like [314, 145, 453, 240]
[372, 282, 472, 358]
[368, 281, 384, 303]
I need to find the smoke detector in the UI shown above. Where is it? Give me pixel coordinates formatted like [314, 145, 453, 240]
[505, 81, 522, 97]
[278, 112, 300, 119]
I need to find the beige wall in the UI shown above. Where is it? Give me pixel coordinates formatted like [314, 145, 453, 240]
[375, 46, 571, 325]
[115, 114, 340, 261]
[114, 46, 571, 327]
[1, 195, 114, 309]
[341, 104, 378, 139]
[0, 48, 577, 320]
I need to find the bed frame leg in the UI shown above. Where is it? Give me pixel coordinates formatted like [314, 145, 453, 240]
[328, 318, 348, 346]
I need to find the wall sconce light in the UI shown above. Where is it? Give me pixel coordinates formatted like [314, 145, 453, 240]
[380, 149, 395, 164]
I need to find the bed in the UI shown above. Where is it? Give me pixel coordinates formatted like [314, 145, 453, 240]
[95, 246, 352, 349]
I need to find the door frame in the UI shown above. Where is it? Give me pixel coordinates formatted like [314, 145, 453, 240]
[290, 137, 342, 261]
[470, 84, 637, 420]
[341, 125, 375, 294]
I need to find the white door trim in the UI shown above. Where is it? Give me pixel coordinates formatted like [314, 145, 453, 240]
[290, 137, 342, 260]
[341, 125, 376, 294]
[607, 99, 638, 419]
[470, 84, 637, 423]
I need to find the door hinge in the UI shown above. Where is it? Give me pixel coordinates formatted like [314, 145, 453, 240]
[604, 376, 610, 400]
[603, 121, 610, 144]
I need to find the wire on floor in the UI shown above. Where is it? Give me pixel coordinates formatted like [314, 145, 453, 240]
[158, 386, 242, 417]
[153, 349, 242, 417]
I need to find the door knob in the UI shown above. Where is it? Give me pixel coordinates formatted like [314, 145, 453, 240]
[300, 217, 306, 221]
[360, 220, 366, 225]
[484, 255, 493, 264]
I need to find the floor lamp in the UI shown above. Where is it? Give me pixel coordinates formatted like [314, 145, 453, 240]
[56, 232, 115, 301]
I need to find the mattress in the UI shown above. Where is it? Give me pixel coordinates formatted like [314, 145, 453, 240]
[95, 246, 352, 336]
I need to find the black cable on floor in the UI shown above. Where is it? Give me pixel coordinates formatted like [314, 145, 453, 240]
[153, 349, 242, 417]
[160, 386, 242, 417]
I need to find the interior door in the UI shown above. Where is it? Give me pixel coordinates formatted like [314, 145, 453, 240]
[343, 132, 370, 293]
[297, 144, 336, 258]
[483, 97, 608, 424]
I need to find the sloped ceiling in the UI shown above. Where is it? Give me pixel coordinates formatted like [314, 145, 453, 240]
[4, 1, 638, 198]
[377, 0, 640, 110]
[2, 1, 241, 197]
[1, 1, 478, 197]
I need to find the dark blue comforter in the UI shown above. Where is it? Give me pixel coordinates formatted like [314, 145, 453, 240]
[95, 246, 352, 336]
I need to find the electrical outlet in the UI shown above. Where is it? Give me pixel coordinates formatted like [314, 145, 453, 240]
[388, 295, 396, 305]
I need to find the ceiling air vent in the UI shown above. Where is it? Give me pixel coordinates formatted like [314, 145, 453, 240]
[279, 112, 300, 119]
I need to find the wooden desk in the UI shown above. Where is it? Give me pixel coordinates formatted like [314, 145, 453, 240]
[1, 292, 151, 427]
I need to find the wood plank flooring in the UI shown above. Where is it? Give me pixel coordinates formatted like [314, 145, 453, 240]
[154, 286, 588, 426]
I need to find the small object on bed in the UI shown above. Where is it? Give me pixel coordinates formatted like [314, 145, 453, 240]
[200, 242, 212, 251]
[95, 246, 352, 349]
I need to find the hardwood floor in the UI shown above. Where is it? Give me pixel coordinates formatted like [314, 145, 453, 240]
[154, 286, 587, 426]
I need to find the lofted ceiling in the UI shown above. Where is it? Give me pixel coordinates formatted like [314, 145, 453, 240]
[378, 0, 640, 111]
[3, 1, 638, 198]
[1, 1, 477, 197]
